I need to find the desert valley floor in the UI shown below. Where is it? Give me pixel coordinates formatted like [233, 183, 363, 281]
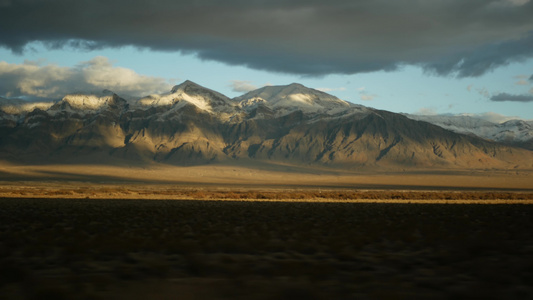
[1, 162, 532, 192]
[1, 163, 532, 299]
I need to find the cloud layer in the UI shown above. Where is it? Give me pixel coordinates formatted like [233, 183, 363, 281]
[1, 0, 533, 76]
[229, 80, 258, 93]
[0, 57, 172, 99]
[490, 92, 533, 102]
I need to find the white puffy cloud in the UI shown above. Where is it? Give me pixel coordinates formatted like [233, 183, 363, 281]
[358, 87, 377, 101]
[0, 57, 172, 99]
[415, 107, 438, 115]
[229, 80, 258, 93]
[476, 87, 490, 98]
[360, 94, 376, 101]
[513, 75, 530, 85]
[316, 87, 346, 93]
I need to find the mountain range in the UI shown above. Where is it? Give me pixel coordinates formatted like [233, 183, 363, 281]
[1, 80, 532, 170]
[403, 114, 533, 151]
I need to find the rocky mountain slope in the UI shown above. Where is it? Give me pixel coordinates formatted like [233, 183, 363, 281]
[1, 81, 532, 170]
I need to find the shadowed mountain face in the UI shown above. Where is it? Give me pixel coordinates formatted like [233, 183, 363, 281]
[1, 81, 532, 169]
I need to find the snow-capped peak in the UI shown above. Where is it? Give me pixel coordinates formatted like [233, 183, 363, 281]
[49, 91, 125, 114]
[234, 83, 356, 116]
[404, 114, 496, 129]
[501, 119, 531, 128]
[170, 80, 203, 93]
[405, 113, 533, 144]
[136, 80, 235, 114]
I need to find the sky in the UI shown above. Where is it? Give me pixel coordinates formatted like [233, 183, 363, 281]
[1, 0, 532, 122]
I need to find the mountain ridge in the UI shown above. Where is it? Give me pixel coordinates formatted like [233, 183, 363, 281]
[404, 114, 533, 151]
[1, 81, 532, 170]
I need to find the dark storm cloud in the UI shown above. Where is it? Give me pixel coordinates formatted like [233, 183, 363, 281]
[1, 0, 533, 76]
[490, 93, 533, 102]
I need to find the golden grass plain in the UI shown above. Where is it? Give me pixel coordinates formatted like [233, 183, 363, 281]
[0, 162, 532, 197]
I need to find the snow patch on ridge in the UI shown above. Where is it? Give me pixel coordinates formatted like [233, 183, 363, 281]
[136, 80, 236, 116]
[137, 92, 211, 111]
[60, 94, 115, 110]
[47, 91, 125, 116]
[405, 114, 533, 143]
[234, 83, 363, 117]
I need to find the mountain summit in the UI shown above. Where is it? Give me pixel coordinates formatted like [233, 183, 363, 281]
[137, 80, 235, 114]
[0, 81, 532, 169]
[235, 83, 356, 116]
[49, 92, 126, 114]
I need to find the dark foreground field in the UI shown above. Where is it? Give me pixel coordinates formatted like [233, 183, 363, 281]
[1, 199, 532, 299]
